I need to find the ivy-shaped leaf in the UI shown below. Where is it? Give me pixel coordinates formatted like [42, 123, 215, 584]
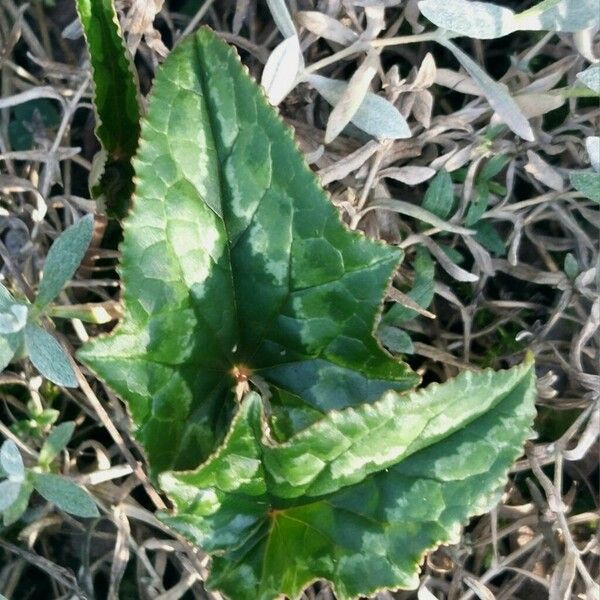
[78, 28, 536, 600]
[75, 0, 141, 218]
[160, 362, 535, 600]
[79, 28, 418, 476]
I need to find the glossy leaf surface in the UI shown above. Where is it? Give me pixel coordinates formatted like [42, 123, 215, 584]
[78, 28, 537, 600]
[161, 362, 536, 600]
[75, 0, 141, 218]
[79, 29, 418, 477]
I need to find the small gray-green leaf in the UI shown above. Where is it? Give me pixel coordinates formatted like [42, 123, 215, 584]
[308, 74, 411, 140]
[570, 171, 600, 203]
[0, 331, 21, 372]
[39, 422, 76, 466]
[0, 439, 24, 479]
[2, 481, 33, 525]
[0, 479, 21, 512]
[418, 0, 515, 39]
[419, 0, 599, 38]
[24, 323, 77, 388]
[32, 472, 99, 518]
[0, 282, 15, 310]
[35, 214, 94, 309]
[577, 65, 600, 94]
[0, 304, 28, 335]
[515, 0, 600, 33]
[440, 40, 534, 141]
[585, 136, 600, 172]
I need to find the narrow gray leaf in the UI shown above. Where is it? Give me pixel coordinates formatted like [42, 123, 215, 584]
[515, 0, 600, 33]
[0, 439, 24, 479]
[262, 35, 303, 105]
[35, 214, 94, 309]
[32, 472, 99, 518]
[440, 39, 535, 141]
[418, 0, 515, 39]
[0, 304, 28, 335]
[265, 0, 297, 38]
[308, 74, 411, 140]
[24, 323, 77, 388]
[0, 332, 21, 372]
[0, 480, 21, 512]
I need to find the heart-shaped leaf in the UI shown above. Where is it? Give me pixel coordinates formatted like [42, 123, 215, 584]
[78, 28, 536, 600]
[160, 361, 536, 600]
[79, 29, 418, 476]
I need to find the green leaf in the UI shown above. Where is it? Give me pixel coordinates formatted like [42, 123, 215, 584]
[79, 29, 418, 475]
[421, 168, 455, 220]
[563, 253, 579, 280]
[0, 440, 24, 479]
[160, 362, 536, 600]
[2, 481, 33, 526]
[32, 473, 99, 518]
[8, 99, 60, 151]
[39, 422, 76, 466]
[383, 247, 435, 325]
[35, 214, 94, 308]
[24, 324, 77, 388]
[465, 182, 490, 226]
[75, 0, 141, 218]
[378, 324, 414, 354]
[78, 28, 537, 600]
[473, 221, 505, 256]
[570, 171, 600, 203]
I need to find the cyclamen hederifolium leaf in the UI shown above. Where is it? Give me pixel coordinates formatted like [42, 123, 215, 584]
[75, 0, 141, 218]
[78, 28, 536, 600]
[160, 362, 536, 600]
[35, 214, 94, 309]
[418, 0, 599, 39]
[78, 28, 419, 477]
